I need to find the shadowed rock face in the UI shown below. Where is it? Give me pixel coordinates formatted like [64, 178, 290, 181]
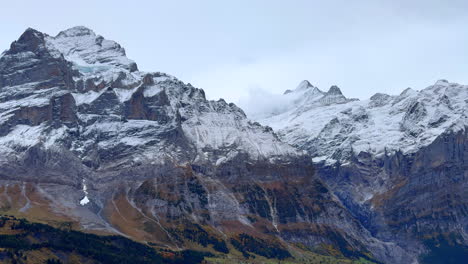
[1, 143, 410, 262]
[0, 27, 414, 263]
[318, 129, 467, 221]
[0, 28, 75, 89]
[377, 129, 467, 237]
[306, 106, 468, 262]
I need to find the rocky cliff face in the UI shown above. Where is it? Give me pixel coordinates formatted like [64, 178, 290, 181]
[0, 27, 418, 263]
[256, 80, 468, 262]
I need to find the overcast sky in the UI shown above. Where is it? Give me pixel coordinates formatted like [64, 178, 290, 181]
[1, 0, 467, 106]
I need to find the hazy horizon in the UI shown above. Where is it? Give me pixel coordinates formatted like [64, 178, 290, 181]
[2, 0, 467, 108]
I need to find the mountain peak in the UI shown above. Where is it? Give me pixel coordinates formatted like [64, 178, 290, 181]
[327, 85, 343, 95]
[283, 80, 316, 95]
[22, 27, 44, 38]
[399, 87, 416, 97]
[47, 26, 138, 72]
[8, 27, 46, 53]
[434, 79, 449, 86]
[370, 92, 391, 101]
[296, 80, 313, 91]
[56, 26, 96, 38]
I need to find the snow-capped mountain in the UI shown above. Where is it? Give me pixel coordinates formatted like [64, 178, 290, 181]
[1, 26, 465, 263]
[0, 27, 420, 264]
[255, 80, 468, 262]
[0, 26, 298, 169]
[257, 80, 467, 163]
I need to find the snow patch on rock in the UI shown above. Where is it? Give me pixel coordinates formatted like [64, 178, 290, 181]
[80, 179, 90, 206]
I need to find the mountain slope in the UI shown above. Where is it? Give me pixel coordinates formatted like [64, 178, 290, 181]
[0, 215, 211, 264]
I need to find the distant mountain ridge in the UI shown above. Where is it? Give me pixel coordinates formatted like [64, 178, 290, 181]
[257, 79, 467, 162]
